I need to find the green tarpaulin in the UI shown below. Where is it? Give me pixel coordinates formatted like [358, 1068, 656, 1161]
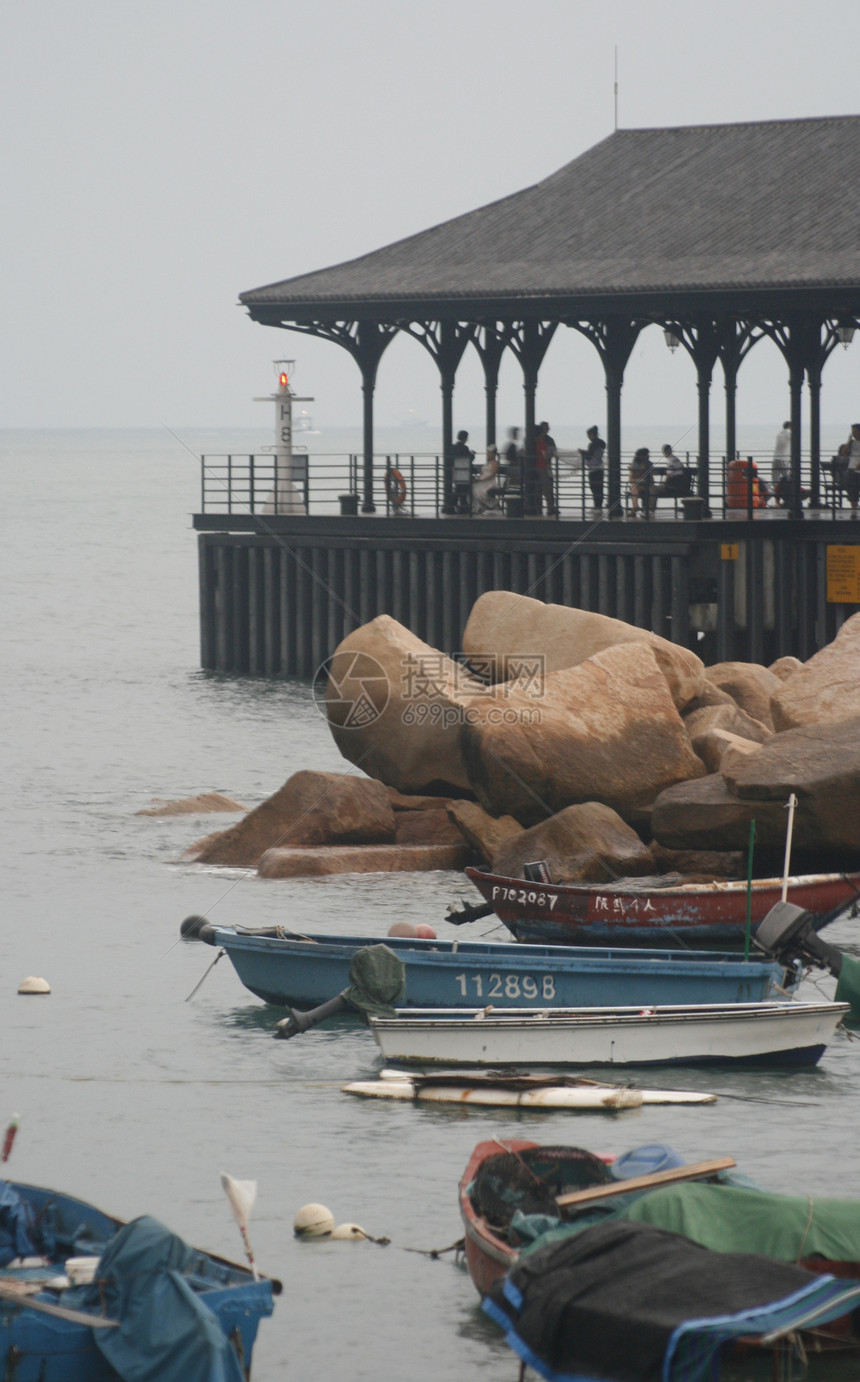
[622, 1182, 860, 1262]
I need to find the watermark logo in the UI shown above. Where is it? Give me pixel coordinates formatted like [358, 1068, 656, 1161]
[314, 650, 391, 728]
[313, 650, 545, 729]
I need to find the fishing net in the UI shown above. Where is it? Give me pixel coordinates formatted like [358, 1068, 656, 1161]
[472, 1146, 614, 1233]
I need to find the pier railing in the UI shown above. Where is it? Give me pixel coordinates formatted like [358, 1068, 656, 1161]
[199, 450, 853, 521]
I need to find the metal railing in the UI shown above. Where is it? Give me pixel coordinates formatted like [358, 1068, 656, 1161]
[199, 450, 854, 521]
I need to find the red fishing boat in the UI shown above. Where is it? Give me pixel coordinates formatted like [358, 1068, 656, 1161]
[462, 866, 860, 946]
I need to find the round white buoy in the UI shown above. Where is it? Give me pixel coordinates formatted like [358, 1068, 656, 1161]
[18, 977, 51, 995]
[330, 1223, 369, 1241]
[415, 924, 436, 940]
[293, 1203, 334, 1238]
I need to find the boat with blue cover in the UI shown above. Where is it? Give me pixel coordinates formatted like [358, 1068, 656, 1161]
[180, 919, 792, 1010]
[0, 1179, 279, 1381]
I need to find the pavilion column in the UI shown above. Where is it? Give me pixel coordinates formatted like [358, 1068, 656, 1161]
[604, 363, 623, 515]
[594, 319, 640, 519]
[808, 365, 822, 509]
[440, 368, 456, 513]
[484, 370, 499, 447]
[473, 323, 509, 452]
[510, 320, 557, 516]
[723, 359, 738, 472]
[788, 361, 804, 521]
[360, 374, 376, 513]
[696, 363, 713, 515]
[354, 321, 396, 514]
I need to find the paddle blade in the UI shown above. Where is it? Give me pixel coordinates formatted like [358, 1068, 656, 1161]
[220, 1172, 257, 1229]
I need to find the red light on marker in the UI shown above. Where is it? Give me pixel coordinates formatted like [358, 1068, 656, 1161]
[279, 372, 289, 388]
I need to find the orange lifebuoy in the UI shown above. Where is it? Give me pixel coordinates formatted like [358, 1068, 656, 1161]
[385, 467, 407, 508]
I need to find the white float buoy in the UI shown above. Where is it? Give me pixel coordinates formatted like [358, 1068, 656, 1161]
[18, 977, 50, 995]
[293, 1203, 334, 1238]
[330, 1222, 369, 1241]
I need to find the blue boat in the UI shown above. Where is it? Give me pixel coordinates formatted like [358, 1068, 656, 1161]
[187, 923, 791, 1011]
[0, 1179, 279, 1381]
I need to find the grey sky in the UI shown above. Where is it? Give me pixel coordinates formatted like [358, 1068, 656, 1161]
[2, 0, 858, 433]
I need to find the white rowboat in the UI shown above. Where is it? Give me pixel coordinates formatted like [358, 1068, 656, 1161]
[369, 1000, 848, 1068]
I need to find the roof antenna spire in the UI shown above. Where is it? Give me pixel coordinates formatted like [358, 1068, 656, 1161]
[614, 45, 619, 131]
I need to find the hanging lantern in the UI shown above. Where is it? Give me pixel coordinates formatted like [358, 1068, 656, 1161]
[663, 328, 680, 353]
[837, 324, 856, 350]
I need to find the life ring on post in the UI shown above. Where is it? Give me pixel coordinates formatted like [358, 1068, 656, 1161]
[384, 467, 407, 509]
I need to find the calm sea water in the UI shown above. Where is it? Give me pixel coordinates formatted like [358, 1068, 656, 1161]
[2, 428, 860, 1381]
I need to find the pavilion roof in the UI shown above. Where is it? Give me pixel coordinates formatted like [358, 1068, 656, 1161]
[241, 116, 860, 321]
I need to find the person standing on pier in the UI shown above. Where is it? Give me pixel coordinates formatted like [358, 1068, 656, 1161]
[771, 421, 791, 505]
[452, 430, 476, 514]
[535, 421, 558, 516]
[579, 426, 606, 511]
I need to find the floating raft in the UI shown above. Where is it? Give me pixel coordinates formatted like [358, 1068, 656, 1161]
[342, 1069, 716, 1110]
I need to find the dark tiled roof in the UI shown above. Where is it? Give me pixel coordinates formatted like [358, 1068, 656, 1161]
[241, 117, 860, 314]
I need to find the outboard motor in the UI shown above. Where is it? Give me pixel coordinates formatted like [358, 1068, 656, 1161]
[753, 901, 845, 977]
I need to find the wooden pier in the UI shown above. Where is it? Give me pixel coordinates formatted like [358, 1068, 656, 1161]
[194, 513, 860, 677]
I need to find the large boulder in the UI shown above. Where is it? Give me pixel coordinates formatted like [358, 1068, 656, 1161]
[462, 591, 705, 710]
[185, 771, 395, 868]
[771, 614, 860, 731]
[653, 718, 860, 855]
[720, 715, 860, 853]
[257, 843, 470, 878]
[325, 616, 480, 794]
[446, 801, 523, 864]
[704, 662, 781, 730]
[491, 802, 656, 883]
[651, 774, 791, 851]
[460, 642, 707, 827]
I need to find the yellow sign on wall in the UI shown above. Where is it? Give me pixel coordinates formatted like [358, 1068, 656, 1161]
[826, 546, 860, 604]
[720, 544, 739, 561]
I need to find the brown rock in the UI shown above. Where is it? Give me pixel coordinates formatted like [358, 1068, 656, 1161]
[689, 727, 764, 774]
[446, 801, 523, 863]
[704, 662, 781, 730]
[187, 771, 395, 868]
[394, 810, 465, 847]
[462, 591, 705, 710]
[684, 702, 773, 747]
[651, 843, 745, 880]
[491, 802, 656, 883]
[651, 774, 790, 850]
[720, 715, 860, 853]
[257, 843, 470, 878]
[768, 656, 804, 683]
[325, 616, 481, 794]
[182, 830, 225, 860]
[460, 642, 706, 827]
[137, 792, 247, 816]
[771, 614, 860, 730]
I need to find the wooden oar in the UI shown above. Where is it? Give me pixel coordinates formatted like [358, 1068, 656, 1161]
[0, 1282, 118, 1327]
[556, 1156, 735, 1209]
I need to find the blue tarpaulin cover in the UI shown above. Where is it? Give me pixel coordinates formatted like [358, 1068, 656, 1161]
[78, 1216, 246, 1382]
[0, 1180, 55, 1267]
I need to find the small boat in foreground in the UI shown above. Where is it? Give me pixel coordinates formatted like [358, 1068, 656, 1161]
[461, 1138, 860, 1378]
[370, 999, 848, 1068]
[182, 920, 790, 1010]
[462, 865, 860, 945]
[0, 1179, 279, 1381]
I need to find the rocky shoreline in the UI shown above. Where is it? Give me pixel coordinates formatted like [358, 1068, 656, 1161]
[174, 593, 860, 885]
